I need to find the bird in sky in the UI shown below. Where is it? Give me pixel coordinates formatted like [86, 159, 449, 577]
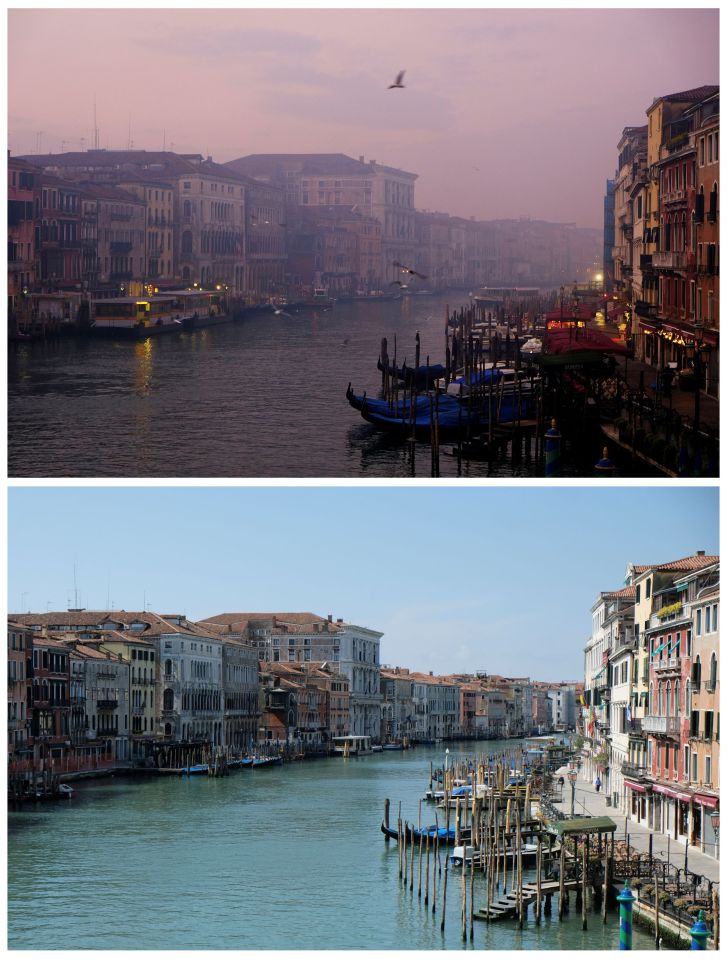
[393, 260, 427, 280]
[388, 70, 406, 89]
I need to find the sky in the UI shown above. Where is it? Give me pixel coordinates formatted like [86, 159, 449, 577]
[7, 6, 719, 228]
[8, 485, 718, 682]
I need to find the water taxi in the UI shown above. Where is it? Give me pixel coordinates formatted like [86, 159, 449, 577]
[90, 290, 228, 338]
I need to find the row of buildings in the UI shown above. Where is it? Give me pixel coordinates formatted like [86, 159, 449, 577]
[8, 607, 579, 780]
[8, 148, 601, 319]
[605, 84, 719, 397]
[582, 550, 720, 860]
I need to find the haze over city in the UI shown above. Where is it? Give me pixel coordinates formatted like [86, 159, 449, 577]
[8, 6, 719, 228]
[8, 486, 719, 681]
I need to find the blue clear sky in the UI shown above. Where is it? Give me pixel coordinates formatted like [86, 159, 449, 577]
[8, 486, 718, 681]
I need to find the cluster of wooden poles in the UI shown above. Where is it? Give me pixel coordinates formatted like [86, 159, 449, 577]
[384, 757, 616, 942]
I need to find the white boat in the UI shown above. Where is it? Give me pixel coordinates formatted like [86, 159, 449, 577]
[450, 841, 538, 867]
[58, 783, 74, 797]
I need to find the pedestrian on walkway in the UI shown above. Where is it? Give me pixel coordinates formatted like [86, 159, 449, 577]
[595, 775, 602, 793]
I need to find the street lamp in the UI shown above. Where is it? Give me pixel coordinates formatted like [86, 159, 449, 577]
[568, 768, 578, 818]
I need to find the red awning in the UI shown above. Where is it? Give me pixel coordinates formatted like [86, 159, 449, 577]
[637, 320, 658, 333]
[694, 794, 719, 809]
[625, 780, 646, 793]
[545, 328, 630, 355]
[545, 305, 595, 322]
[652, 783, 691, 802]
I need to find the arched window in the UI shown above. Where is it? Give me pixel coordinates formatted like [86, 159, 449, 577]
[165, 659, 172, 677]
[165, 722, 172, 737]
[709, 652, 717, 690]
[685, 679, 692, 716]
[658, 682, 663, 716]
[163, 688, 174, 711]
[183, 200, 192, 219]
[708, 182, 718, 222]
[181, 231, 193, 254]
[674, 680, 680, 715]
[665, 681, 671, 716]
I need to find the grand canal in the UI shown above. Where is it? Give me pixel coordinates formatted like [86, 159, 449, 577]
[8, 742, 652, 950]
[8, 294, 608, 478]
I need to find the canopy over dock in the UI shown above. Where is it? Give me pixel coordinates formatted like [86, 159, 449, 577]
[548, 816, 617, 837]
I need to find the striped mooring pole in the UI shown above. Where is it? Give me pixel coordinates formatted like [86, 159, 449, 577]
[617, 880, 635, 950]
[544, 419, 562, 478]
[690, 910, 709, 950]
[594, 446, 615, 476]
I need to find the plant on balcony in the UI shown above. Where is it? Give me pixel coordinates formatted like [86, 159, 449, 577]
[573, 734, 584, 751]
[594, 749, 609, 768]
[658, 601, 683, 620]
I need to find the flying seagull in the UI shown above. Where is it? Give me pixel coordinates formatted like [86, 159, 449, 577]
[393, 260, 427, 280]
[388, 70, 406, 89]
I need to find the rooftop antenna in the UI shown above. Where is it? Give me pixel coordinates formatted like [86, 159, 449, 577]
[106, 570, 111, 609]
[73, 562, 79, 609]
[162, 129, 166, 152]
[127, 114, 133, 151]
[93, 94, 99, 150]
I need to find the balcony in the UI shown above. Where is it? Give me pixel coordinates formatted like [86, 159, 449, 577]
[97, 699, 119, 710]
[635, 298, 658, 318]
[652, 251, 687, 271]
[704, 680, 716, 693]
[642, 715, 679, 736]
[662, 189, 688, 206]
[110, 212, 133, 221]
[653, 657, 682, 676]
[110, 241, 133, 255]
[622, 760, 647, 780]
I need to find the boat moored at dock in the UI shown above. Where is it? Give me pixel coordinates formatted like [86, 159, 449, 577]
[89, 290, 228, 338]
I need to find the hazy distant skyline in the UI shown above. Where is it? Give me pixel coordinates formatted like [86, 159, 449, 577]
[8, 486, 718, 681]
[8, 7, 719, 228]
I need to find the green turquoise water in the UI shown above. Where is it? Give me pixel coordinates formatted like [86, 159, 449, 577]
[8, 742, 653, 950]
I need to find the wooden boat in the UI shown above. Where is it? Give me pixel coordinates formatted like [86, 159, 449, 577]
[180, 763, 209, 776]
[251, 756, 282, 769]
[381, 821, 469, 846]
[382, 742, 404, 751]
[376, 359, 447, 389]
[371, 744, 384, 752]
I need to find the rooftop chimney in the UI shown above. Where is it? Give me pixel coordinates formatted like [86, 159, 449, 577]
[697, 550, 705, 556]
[328, 614, 333, 622]
[358, 155, 364, 163]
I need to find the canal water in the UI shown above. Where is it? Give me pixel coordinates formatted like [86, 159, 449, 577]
[8, 742, 652, 950]
[9, 294, 599, 478]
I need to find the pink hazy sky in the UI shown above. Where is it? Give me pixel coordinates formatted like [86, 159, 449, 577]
[8, 7, 719, 228]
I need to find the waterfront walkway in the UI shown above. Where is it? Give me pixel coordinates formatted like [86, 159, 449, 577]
[564, 770, 720, 885]
[613, 353, 720, 434]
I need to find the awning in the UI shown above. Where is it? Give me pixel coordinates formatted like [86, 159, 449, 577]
[652, 783, 691, 802]
[694, 794, 719, 809]
[625, 780, 646, 793]
[637, 321, 659, 333]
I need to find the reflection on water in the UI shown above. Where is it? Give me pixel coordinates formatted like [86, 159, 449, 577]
[8, 743, 652, 951]
[9, 295, 609, 479]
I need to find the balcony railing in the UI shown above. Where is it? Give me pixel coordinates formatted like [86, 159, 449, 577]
[662, 189, 687, 205]
[97, 699, 120, 710]
[642, 715, 679, 736]
[635, 298, 657, 318]
[653, 657, 682, 674]
[704, 680, 716, 693]
[652, 251, 687, 270]
[621, 760, 647, 780]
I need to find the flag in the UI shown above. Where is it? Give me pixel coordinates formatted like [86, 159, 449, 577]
[651, 641, 668, 657]
[579, 693, 586, 706]
[625, 704, 632, 723]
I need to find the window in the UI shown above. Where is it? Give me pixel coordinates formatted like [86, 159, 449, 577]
[692, 752, 698, 781]
[696, 609, 702, 635]
[705, 755, 712, 784]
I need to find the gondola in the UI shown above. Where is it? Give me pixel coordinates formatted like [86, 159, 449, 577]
[381, 821, 469, 846]
[376, 359, 447, 389]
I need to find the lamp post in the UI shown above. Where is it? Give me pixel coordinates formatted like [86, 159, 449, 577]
[559, 285, 565, 327]
[692, 323, 705, 437]
[568, 767, 577, 817]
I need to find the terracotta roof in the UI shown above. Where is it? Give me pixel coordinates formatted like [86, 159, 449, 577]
[632, 554, 719, 575]
[656, 85, 720, 106]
